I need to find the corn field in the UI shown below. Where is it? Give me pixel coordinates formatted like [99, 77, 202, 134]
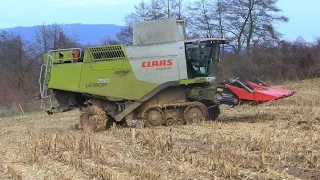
[0, 78, 319, 179]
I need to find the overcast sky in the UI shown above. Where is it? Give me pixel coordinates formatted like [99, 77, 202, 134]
[0, 0, 319, 42]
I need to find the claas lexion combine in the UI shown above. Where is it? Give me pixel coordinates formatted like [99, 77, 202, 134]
[37, 19, 294, 132]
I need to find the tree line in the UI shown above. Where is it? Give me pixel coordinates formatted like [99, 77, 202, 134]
[0, 24, 79, 114]
[0, 0, 319, 115]
[113, 0, 319, 81]
[115, 0, 288, 55]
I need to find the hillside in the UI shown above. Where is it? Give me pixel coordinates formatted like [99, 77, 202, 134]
[2, 24, 123, 45]
[0, 78, 319, 179]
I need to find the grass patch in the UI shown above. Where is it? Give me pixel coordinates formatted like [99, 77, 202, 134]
[0, 103, 42, 118]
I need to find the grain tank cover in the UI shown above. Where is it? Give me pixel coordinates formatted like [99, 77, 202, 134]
[133, 19, 187, 45]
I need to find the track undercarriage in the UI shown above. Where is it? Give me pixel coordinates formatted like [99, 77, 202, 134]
[80, 100, 220, 132]
[45, 77, 294, 133]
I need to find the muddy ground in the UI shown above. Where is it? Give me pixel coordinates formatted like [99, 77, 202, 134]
[0, 79, 319, 179]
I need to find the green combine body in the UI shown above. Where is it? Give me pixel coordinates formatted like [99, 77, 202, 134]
[47, 45, 158, 100]
[39, 19, 227, 131]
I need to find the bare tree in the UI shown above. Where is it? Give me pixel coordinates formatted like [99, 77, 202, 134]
[158, 0, 184, 19]
[148, 0, 166, 20]
[116, 0, 186, 44]
[100, 36, 120, 45]
[176, 0, 184, 20]
[187, 0, 217, 38]
[34, 23, 80, 54]
[219, 0, 288, 55]
[0, 31, 37, 89]
[116, 25, 134, 45]
[116, 1, 150, 44]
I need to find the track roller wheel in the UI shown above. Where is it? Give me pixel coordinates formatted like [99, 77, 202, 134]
[80, 105, 107, 132]
[166, 118, 175, 126]
[208, 105, 220, 120]
[175, 118, 185, 126]
[144, 108, 164, 126]
[184, 104, 208, 124]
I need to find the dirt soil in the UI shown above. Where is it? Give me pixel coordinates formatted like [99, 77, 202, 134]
[0, 79, 319, 179]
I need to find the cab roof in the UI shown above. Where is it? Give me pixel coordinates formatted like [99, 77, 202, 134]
[185, 37, 227, 44]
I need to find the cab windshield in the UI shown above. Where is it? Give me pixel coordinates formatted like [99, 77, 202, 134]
[185, 41, 220, 78]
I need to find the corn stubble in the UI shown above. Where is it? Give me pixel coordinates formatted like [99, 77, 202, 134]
[0, 79, 319, 179]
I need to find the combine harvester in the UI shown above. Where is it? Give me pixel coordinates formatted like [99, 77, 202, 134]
[38, 19, 294, 132]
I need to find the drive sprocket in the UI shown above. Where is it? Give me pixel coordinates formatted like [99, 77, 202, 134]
[80, 105, 107, 132]
[184, 103, 208, 124]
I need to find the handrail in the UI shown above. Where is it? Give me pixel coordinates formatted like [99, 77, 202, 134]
[48, 48, 83, 62]
[39, 64, 47, 98]
[39, 47, 83, 109]
[52, 58, 73, 63]
[47, 47, 82, 53]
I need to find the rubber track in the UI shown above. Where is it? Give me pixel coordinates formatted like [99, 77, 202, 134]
[141, 101, 208, 126]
